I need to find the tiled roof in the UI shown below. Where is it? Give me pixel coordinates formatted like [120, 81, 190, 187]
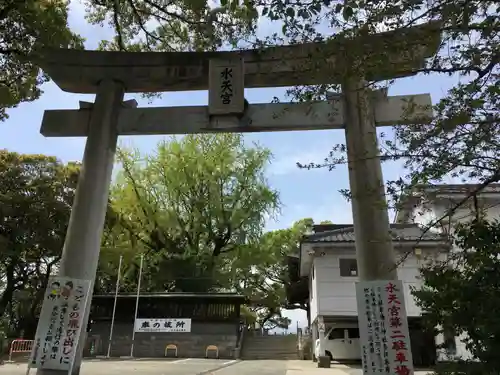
[415, 183, 500, 194]
[302, 223, 446, 243]
[397, 184, 500, 205]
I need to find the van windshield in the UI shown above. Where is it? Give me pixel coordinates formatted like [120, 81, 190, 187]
[328, 329, 345, 340]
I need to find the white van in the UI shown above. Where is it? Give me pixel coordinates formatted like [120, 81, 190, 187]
[314, 324, 361, 361]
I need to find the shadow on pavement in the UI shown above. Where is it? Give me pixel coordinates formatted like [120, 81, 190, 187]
[337, 363, 435, 373]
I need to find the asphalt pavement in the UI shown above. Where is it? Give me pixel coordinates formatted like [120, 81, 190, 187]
[0, 359, 434, 375]
[1, 358, 238, 375]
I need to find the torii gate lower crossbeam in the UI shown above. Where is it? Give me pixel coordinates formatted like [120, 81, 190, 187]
[40, 93, 431, 137]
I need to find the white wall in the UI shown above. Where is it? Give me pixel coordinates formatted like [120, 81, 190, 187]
[402, 195, 500, 362]
[309, 259, 319, 323]
[311, 248, 442, 318]
[409, 198, 500, 228]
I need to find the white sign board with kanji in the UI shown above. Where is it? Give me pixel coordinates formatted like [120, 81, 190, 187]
[134, 318, 192, 333]
[208, 57, 245, 116]
[356, 280, 414, 375]
[29, 277, 91, 373]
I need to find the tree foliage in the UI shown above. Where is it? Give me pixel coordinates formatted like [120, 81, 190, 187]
[0, 0, 84, 121]
[248, 0, 500, 204]
[100, 134, 280, 295]
[0, 140, 304, 334]
[85, 0, 258, 52]
[0, 150, 79, 338]
[413, 219, 500, 373]
[236, 218, 313, 329]
[96, 134, 316, 330]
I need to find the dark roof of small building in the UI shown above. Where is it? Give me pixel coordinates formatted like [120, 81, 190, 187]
[312, 224, 352, 233]
[302, 223, 446, 243]
[92, 292, 246, 301]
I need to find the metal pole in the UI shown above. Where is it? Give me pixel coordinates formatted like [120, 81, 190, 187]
[130, 254, 144, 358]
[341, 79, 398, 281]
[36, 79, 124, 375]
[107, 255, 123, 358]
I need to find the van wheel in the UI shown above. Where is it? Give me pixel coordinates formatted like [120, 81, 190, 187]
[325, 351, 333, 361]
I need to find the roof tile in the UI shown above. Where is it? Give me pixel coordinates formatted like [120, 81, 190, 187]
[302, 223, 446, 243]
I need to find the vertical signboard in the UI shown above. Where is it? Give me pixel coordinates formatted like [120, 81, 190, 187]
[356, 280, 414, 375]
[208, 57, 245, 116]
[29, 277, 91, 374]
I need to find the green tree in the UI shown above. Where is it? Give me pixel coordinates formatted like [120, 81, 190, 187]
[0, 0, 84, 120]
[413, 219, 500, 373]
[93, 219, 140, 294]
[0, 150, 79, 337]
[104, 134, 279, 294]
[236, 218, 313, 329]
[85, 0, 258, 52]
[252, 0, 499, 205]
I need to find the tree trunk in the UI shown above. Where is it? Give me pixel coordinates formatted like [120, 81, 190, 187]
[0, 264, 16, 318]
[23, 286, 46, 338]
[259, 308, 276, 328]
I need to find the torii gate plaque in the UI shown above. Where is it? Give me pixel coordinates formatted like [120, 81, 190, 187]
[33, 22, 440, 375]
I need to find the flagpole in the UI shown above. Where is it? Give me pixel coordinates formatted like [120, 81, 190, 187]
[107, 254, 123, 358]
[130, 254, 144, 358]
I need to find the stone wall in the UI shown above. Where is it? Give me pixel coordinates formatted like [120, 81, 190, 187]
[85, 321, 239, 359]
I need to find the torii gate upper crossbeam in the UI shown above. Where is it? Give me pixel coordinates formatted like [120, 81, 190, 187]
[35, 22, 441, 94]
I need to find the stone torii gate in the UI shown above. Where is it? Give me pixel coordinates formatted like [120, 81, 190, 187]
[34, 23, 440, 375]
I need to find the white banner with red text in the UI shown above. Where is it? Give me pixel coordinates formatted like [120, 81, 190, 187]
[356, 280, 414, 375]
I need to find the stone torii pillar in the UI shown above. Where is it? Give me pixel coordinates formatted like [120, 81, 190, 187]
[33, 22, 440, 375]
[342, 80, 399, 282]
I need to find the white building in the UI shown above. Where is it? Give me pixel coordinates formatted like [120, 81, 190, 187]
[299, 223, 448, 365]
[299, 183, 500, 365]
[394, 183, 500, 229]
[394, 183, 500, 361]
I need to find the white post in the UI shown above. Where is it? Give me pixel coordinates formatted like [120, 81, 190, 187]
[130, 255, 144, 358]
[317, 317, 326, 361]
[36, 79, 124, 375]
[106, 255, 123, 358]
[311, 322, 318, 362]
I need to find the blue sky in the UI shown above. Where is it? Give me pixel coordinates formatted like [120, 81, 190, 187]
[0, 3, 459, 329]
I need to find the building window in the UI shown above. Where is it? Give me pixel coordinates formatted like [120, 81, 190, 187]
[328, 328, 345, 340]
[339, 258, 358, 277]
[347, 328, 360, 339]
